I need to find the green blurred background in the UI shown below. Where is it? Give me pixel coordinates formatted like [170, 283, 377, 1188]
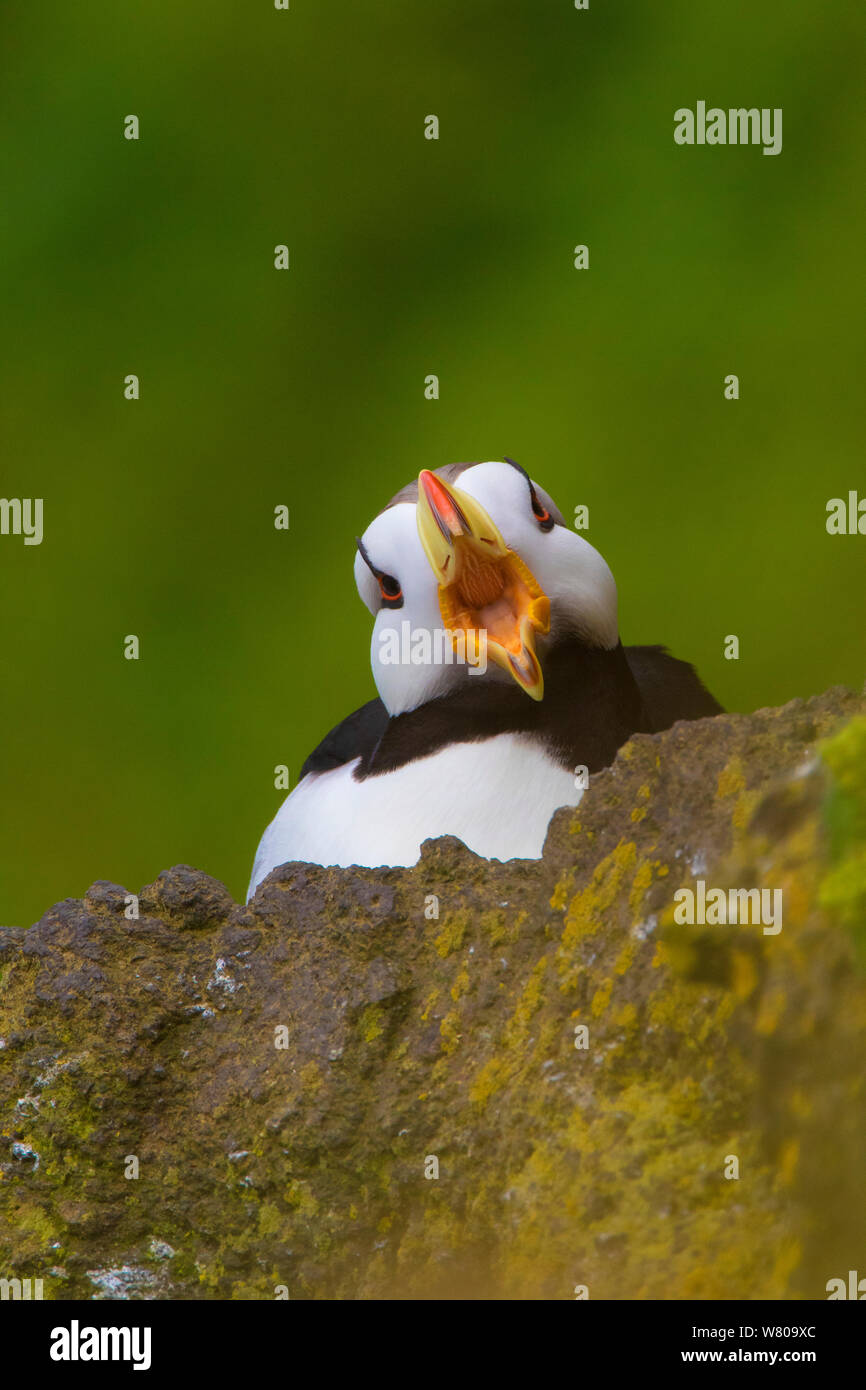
[1, 1, 864, 925]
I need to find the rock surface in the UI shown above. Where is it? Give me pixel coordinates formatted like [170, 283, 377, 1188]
[2, 685, 866, 1300]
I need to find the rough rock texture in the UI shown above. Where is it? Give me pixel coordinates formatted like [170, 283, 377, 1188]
[2, 685, 866, 1300]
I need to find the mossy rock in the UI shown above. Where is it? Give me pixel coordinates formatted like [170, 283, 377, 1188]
[1, 685, 865, 1299]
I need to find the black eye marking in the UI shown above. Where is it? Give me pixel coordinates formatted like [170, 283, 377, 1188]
[503, 455, 530, 482]
[503, 458, 554, 532]
[355, 536, 378, 576]
[356, 536, 404, 609]
[529, 485, 554, 531]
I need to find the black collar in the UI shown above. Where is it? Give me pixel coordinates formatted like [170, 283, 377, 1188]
[357, 639, 649, 778]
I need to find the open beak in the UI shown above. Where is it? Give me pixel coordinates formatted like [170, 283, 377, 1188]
[416, 469, 550, 700]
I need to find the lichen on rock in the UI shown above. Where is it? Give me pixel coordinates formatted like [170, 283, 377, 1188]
[1, 684, 865, 1299]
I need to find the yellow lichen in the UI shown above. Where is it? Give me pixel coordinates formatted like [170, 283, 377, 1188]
[439, 1010, 461, 1053]
[360, 1006, 385, 1043]
[613, 1001, 638, 1031]
[420, 988, 440, 1022]
[717, 758, 746, 800]
[549, 877, 570, 911]
[469, 1056, 509, 1107]
[629, 858, 654, 913]
[730, 950, 759, 1000]
[732, 791, 760, 830]
[558, 841, 638, 973]
[480, 909, 508, 946]
[590, 978, 613, 1016]
[614, 940, 636, 975]
[434, 911, 470, 958]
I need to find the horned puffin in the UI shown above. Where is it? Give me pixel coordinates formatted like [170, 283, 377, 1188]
[247, 460, 721, 898]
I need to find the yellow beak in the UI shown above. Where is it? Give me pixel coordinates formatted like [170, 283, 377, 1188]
[415, 469, 550, 700]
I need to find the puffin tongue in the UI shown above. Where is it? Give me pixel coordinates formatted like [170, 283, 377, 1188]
[456, 548, 506, 609]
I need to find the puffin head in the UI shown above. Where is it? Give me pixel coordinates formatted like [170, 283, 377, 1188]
[354, 459, 619, 716]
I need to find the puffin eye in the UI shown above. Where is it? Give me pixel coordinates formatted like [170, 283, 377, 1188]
[356, 536, 404, 610]
[530, 486, 554, 532]
[378, 573, 403, 609]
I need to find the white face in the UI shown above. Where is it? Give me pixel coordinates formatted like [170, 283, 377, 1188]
[353, 460, 619, 715]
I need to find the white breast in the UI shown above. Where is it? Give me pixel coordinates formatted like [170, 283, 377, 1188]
[247, 733, 582, 899]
